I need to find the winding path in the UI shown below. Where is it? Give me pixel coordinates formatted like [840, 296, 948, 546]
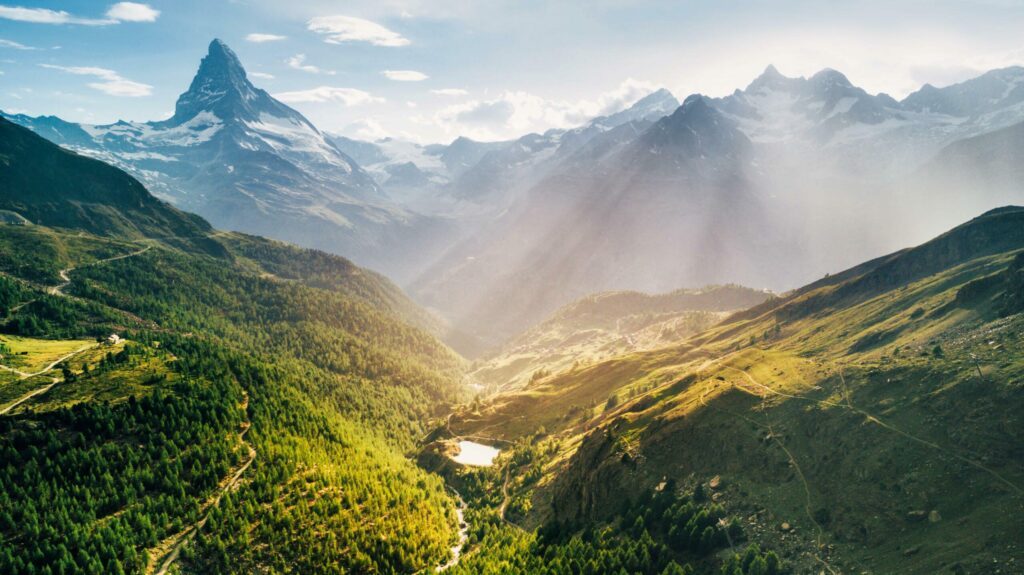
[723, 362, 1023, 497]
[48, 246, 151, 297]
[696, 376, 837, 573]
[0, 344, 98, 415]
[695, 353, 1024, 570]
[3, 244, 152, 319]
[0, 246, 151, 415]
[150, 394, 254, 575]
[0, 377, 60, 416]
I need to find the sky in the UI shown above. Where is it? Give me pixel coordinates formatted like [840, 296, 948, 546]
[2, 0, 1024, 143]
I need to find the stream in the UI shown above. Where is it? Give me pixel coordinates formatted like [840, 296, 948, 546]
[435, 489, 468, 573]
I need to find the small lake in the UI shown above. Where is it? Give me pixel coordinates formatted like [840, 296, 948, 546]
[451, 440, 500, 467]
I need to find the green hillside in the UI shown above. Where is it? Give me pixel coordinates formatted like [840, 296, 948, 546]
[436, 207, 1024, 574]
[0, 222, 468, 574]
[0, 117, 218, 253]
[0, 122, 469, 574]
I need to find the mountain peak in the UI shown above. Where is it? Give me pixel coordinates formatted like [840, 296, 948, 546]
[746, 64, 799, 93]
[810, 68, 852, 87]
[762, 64, 782, 79]
[639, 87, 676, 103]
[644, 93, 751, 157]
[631, 88, 678, 111]
[205, 38, 244, 70]
[679, 93, 712, 112]
[168, 39, 261, 125]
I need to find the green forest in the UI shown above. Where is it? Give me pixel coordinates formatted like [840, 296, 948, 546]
[0, 224, 463, 574]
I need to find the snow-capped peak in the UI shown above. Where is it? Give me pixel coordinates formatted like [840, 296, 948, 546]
[166, 39, 313, 132]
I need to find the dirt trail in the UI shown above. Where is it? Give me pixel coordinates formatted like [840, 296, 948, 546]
[49, 246, 151, 297]
[0, 377, 59, 415]
[150, 394, 254, 575]
[757, 397, 837, 574]
[696, 377, 837, 573]
[0, 344, 98, 415]
[498, 466, 512, 522]
[723, 363, 1023, 497]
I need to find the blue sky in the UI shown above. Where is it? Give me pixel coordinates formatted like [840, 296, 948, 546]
[2, 0, 1024, 143]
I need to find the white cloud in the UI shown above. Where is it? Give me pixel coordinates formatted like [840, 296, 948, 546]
[430, 88, 469, 97]
[0, 5, 113, 25]
[273, 86, 383, 106]
[589, 78, 664, 117]
[0, 38, 36, 50]
[0, 3, 158, 25]
[40, 64, 152, 97]
[246, 33, 286, 43]
[250, 71, 275, 80]
[308, 15, 409, 47]
[105, 3, 159, 22]
[382, 70, 428, 82]
[286, 54, 334, 75]
[430, 79, 664, 141]
[346, 118, 390, 140]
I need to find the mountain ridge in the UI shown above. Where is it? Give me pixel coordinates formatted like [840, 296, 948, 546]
[0, 117, 215, 247]
[437, 205, 1024, 573]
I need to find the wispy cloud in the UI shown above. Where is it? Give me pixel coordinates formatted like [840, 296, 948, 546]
[382, 70, 428, 82]
[0, 3, 159, 25]
[345, 118, 390, 140]
[246, 33, 286, 43]
[0, 38, 37, 50]
[286, 54, 334, 75]
[430, 79, 663, 141]
[431, 88, 468, 97]
[40, 64, 152, 97]
[0, 5, 112, 25]
[308, 15, 409, 47]
[250, 71, 275, 80]
[273, 86, 383, 106]
[105, 2, 159, 22]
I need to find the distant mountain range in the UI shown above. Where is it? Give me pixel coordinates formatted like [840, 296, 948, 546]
[407, 66, 1024, 351]
[5, 47, 1024, 354]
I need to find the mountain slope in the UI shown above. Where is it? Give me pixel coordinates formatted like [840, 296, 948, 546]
[0, 125, 469, 573]
[440, 206, 1024, 574]
[0, 117, 211, 242]
[917, 120, 1024, 212]
[413, 95, 774, 352]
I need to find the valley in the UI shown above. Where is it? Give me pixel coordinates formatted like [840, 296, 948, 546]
[0, 14, 1022, 574]
[2, 117, 1022, 571]
[427, 208, 1024, 574]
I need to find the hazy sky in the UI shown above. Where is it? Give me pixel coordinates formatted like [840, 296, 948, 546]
[2, 0, 1024, 142]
